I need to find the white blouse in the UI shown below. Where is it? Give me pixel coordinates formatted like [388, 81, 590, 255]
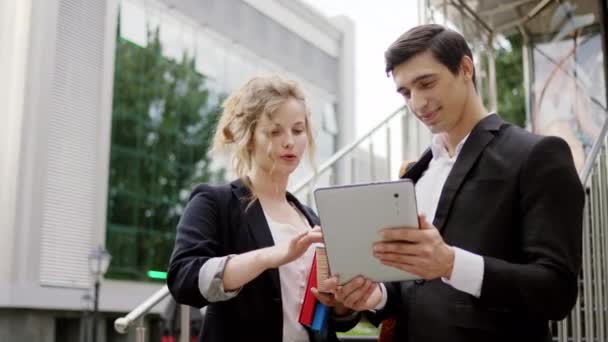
[263, 206, 315, 342]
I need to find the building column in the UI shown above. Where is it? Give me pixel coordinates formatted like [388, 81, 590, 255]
[487, 34, 498, 113]
[0, 0, 32, 290]
[0, 310, 55, 342]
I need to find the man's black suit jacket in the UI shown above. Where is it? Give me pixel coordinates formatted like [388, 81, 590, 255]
[372, 114, 584, 342]
[167, 179, 356, 342]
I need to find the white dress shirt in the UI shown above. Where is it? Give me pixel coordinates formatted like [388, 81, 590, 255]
[375, 133, 484, 310]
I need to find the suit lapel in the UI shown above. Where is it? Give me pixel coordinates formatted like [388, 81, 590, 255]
[432, 114, 503, 232]
[402, 148, 433, 182]
[231, 179, 282, 297]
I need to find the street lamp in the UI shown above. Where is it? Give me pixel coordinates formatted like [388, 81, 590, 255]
[88, 245, 112, 342]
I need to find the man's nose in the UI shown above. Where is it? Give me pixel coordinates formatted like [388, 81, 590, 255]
[409, 91, 428, 113]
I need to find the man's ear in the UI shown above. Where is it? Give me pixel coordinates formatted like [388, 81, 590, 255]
[460, 55, 475, 82]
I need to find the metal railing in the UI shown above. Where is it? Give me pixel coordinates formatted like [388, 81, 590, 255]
[114, 285, 190, 342]
[554, 117, 608, 342]
[291, 105, 430, 205]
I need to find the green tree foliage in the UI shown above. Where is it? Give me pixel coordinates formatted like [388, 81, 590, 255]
[106, 27, 224, 281]
[495, 33, 526, 127]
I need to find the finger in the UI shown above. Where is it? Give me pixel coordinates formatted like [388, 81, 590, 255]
[335, 276, 366, 302]
[310, 230, 324, 238]
[312, 287, 336, 306]
[352, 281, 377, 310]
[341, 278, 371, 304]
[339, 276, 366, 294]
[298, 231, 324, 245]
[379, 228, 421, 242]
[306, 232, 324, 244]
[293, 230, 309, 241]
[342, 279, 373, 308]
[311, 225, 322, 233]
[375, 253, 423, 266]
[418, 214, 432, 229]
[381, 260, 421, 277]
[318, 276, 339, 293]
[373, 241, 421, 255]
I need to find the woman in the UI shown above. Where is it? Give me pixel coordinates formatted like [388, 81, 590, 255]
[167, 75, 356, 342]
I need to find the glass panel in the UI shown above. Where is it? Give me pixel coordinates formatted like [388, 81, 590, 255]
[530, 0, 606, 172]
[106, 1, 225, 281]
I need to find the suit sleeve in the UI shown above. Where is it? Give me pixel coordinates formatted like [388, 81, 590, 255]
[365, 281, 414, 326]
[167, 184, 224, 308]
[480, 136, 584, 320]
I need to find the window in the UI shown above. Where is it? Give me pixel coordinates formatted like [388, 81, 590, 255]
[106, 17, 224, 281]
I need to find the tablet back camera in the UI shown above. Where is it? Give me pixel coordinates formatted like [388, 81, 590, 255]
[394, 193, 400, 215]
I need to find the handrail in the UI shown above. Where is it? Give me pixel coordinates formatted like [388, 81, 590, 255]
[580, 116, 608, 184]
[114, 285, 170, 334]
[291, 105, 408, 194]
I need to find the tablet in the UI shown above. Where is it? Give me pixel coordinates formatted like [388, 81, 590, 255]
[314, 179, 421, 284]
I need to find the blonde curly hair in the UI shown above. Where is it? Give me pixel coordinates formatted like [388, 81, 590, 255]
[212, 75, 317, 200]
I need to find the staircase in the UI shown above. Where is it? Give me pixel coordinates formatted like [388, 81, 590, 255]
[555, 116, 608, 342]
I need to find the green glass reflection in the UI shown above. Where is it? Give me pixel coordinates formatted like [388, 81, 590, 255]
[106, 21, 225, 281]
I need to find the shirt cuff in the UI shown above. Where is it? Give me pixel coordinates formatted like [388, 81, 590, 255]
[198, 255, 241, 302]
[441, 247, 484, 297]
[372, 283, 388, 311]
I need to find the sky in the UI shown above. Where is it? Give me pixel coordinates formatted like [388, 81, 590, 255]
[302, 0, 421, 136]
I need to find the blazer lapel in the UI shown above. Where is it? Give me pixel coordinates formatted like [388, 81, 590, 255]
[231, 179, 282, 297]
[433, 114, 503, 232]
[287, 192, 320, 227]
[401, 148, 433, 182]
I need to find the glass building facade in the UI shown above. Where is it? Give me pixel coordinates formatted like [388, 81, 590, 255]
[106, 0, 351, 281]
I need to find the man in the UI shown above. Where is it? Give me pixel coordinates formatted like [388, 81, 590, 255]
[328, 24, 584, 342]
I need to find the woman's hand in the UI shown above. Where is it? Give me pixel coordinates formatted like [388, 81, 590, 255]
[223, 226, 322, 291]
[265, 226, 323, 269]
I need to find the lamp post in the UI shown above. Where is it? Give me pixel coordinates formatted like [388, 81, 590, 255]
[88, 245, 111, 342]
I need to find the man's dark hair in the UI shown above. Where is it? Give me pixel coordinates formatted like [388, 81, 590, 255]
[385, 24, 475, 86]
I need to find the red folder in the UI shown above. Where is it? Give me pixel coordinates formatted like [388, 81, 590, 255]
[298, 252, 318, 326]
